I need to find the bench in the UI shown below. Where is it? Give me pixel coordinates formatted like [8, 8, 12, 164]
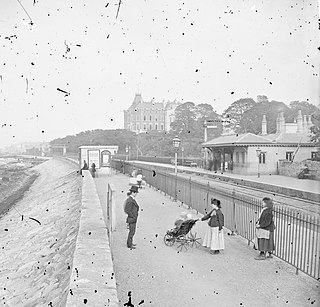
[184, 161, 197, 168]
[298, 169, 316, 180]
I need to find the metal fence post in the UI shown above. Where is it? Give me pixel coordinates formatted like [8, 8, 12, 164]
[231, 188, 236, 235]
[189, 177, 192, 212]
[164, 170, 167, 196]
[174, 173, 177, 202]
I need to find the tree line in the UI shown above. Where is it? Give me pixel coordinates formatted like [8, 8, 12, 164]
[50, 95, 320, 158]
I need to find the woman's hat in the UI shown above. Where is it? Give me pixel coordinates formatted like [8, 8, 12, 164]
[211, 198, 221, 207]
[129, 185, 139, 193]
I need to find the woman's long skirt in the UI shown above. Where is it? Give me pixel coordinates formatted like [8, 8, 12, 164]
[257, 231, 275, 252]
[202, 226, 225, 250]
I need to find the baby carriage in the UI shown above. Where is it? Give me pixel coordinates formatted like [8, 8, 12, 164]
[163, 219, 201, 252]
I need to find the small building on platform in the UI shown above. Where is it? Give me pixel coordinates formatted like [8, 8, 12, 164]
[79, 145, 118, 169]
[202, 111, 317, 175]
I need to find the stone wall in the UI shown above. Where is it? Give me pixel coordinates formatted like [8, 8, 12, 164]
[278, 160, 320, 180]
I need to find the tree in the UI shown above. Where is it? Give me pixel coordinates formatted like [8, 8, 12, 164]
[239, 100, 291, 134]
[222, 98, 256, 133]
[289, 101, 319, 119]
[310, 107, 320, 152]
[170, 101, 197, 136]
[50, 129, 136, 153]
[256, 95, 269, 103]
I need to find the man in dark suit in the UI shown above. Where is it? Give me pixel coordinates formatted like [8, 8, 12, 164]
[124, 186, 140, 249]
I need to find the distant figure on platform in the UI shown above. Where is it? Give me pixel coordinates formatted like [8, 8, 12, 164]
[131, 168, 137, 178]
[136, 170, 143, 189]
[91, 163, 96, 178]
[254, 197, 275, 260]
[80, 160, 89, 175]
[124, 186, 140, 249]
[82, 160, 89, 170]
[201, 198, 225, 254]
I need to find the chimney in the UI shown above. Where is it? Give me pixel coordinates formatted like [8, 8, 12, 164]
[297, 110, 303, 133]
[261, 114, 267, 135]
[276, 113, 280, 133]
[279, 112, 286, 133]
[307, 115, 313, 130]
[303, 115, 308, 133]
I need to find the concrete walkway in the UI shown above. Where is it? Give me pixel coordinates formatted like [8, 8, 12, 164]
[94, 171, 319, 307]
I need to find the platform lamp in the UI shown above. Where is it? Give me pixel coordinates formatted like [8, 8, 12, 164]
[172, 136, 181, 175]
[125, 145, 130, 161]
[256, 147, 261, 178]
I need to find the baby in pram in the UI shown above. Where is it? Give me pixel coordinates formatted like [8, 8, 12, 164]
[172, 212, 193, 234]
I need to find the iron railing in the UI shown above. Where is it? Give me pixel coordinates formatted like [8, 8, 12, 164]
[111, 160, 320, 281]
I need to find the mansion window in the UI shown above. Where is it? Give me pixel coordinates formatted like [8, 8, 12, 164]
[143, 124, 146, 130]
[236, 152, 239, 163]
[286, 151, 294, 161]
[137, 123, 140, 130]
[150, 115, 152, 121]
[311, 152, 317, 159]
[259, 152, 266, 164]
[149, 124, 152, 130]
[160, 124, 164, 130]
[144, 115, 146, 121]
[155, 124, 158, 130]
[241, 152, 245, 163]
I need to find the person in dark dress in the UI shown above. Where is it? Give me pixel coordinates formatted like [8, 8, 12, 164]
[91, 163, 96, 178]
[201, 198, 225, 254]
[124, 186, 140, 249]
[255, 197, 276, 260]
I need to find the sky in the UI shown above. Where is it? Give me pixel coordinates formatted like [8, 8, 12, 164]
[0, 0, 319, 148]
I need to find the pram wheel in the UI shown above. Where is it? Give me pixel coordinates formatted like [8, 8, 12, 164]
[188, 231, 201, 248]
[177, 236, 189, 252]
[164, 233, 175, 246]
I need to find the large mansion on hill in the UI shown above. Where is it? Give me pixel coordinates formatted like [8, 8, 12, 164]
[124, 93, 180, 133]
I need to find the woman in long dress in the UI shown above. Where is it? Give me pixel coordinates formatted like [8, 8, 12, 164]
[201, 198, 225, 254]
[255, 197, 275, 260]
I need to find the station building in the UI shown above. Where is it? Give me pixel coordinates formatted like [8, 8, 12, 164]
[202, 110, 317, 175]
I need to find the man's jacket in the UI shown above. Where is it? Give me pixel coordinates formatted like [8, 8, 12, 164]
[124, 196, 139, 224]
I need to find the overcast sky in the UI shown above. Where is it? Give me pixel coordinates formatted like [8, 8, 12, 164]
[0, 0, 319, 148]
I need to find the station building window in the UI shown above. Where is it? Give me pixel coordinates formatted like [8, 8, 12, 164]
[311, 152, 317, 159]
[259, 152, 266, 164]
[286, 151, 294, 161]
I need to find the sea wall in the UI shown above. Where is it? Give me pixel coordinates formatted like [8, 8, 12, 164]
[0, 159, 82, 306]
[66, 170, 119, 306]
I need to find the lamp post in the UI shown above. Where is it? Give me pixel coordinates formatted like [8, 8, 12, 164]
[172, 136, 181, 174]
[125, 145, 130, 161]
[256, 147, 261, 178]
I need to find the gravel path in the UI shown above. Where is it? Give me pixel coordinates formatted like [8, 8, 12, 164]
[94, 172, 319, 307]
[0, 158, 81, 306]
